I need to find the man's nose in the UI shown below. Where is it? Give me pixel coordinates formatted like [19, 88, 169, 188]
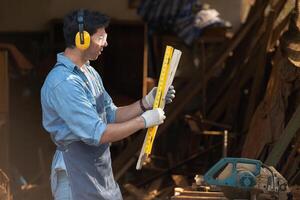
[104, 41, 108, 47]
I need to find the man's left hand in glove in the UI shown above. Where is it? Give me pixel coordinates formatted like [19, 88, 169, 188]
[141, 85, 176, 110]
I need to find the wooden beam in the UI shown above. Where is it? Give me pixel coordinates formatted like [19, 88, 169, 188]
[0, 51, 9, 113]
[265, 104, 300, 166]
[208, 60, 255, 123]
[243, 0, 288, 131]
[280, 130, 300, 184]
[0, 50, 9, 174]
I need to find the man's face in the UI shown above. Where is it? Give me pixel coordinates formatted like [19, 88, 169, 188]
[85, 27, 108, 60]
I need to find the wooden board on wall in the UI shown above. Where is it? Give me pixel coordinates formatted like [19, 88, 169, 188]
[0, 50, 9, 172]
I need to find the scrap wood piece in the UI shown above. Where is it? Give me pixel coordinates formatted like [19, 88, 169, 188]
[270, 0, 296, 49]
[171, 187, 227, 200]
[243, 0, 288, 131]
[0, 43, 33, 71]
[242, 51, 294, 159]
[207, 37, 260, 126]
[173, 187, 226, 198]
[0, 169, 9, 200]
[270, 10, 293, 50]
[281, 131, 300, 177]
[206, 28, 261, 113]
[241, 38, 269, 130]
[206, 19, 265, 127]
[273, 0, 295, 34]
[208, 60, 255, 123]
[0, 51, 9, 175]
[287, 155, 300, 183]
[265, 104, 300, 166]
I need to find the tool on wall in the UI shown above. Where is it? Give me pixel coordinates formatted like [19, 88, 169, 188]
[136, 45, 182, 170]
[204, 157, 292, 200]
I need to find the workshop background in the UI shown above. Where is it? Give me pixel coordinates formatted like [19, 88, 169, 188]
[0, 0, 300, 199]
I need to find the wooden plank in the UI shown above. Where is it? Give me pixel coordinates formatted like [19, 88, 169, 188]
[171, 195, 227, 200]
[0, 51, 9, 113]
[265, 104, 300, 166]
[174, 188, 225, 197]
[243, 0, 289, 131]
[281, 132, 300, 176]
[0, 169, 10, 200]
[0, 50, 9, 173]
[208, 60, 255, 123]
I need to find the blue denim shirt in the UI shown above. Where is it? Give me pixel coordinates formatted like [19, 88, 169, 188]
[41, 53, 117, 193]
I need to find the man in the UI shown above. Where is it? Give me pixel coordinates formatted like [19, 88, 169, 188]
[41, 9, 175, 200]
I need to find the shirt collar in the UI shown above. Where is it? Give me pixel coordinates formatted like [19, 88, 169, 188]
[56, 52, 90, 70]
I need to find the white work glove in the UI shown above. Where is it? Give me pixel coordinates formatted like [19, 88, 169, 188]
[141, 108, 166, 128]
[143, 85, 176, 109]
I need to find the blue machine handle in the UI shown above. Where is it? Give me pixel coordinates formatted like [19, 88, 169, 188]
[204, 157, 262, 187]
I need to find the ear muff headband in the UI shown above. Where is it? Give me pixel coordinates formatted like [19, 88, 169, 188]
[75, 10, 90, 50]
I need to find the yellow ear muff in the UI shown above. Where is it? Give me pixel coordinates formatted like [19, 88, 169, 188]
[75, 31, 91, 50]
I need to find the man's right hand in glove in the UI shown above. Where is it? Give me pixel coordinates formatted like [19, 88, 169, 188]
[141, 108, 166, 128]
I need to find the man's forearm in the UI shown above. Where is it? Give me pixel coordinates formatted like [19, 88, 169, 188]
[99, 116, 145, 144]
[115, 99, 148, 122]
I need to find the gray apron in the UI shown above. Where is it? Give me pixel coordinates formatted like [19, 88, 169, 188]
[62, 142, 122, 200]
[57, 65, 122, 200]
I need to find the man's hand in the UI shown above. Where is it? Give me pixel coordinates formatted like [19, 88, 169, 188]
[143, 85, 176, 109]
[141, 108, 166, 128]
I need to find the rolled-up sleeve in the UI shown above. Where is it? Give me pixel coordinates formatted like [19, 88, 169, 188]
[50, 78, 106, 146]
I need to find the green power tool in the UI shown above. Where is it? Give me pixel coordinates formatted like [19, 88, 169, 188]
[204, 158, 292, 200]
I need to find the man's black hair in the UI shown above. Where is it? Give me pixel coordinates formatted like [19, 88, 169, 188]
[63, 9, 110, 48]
